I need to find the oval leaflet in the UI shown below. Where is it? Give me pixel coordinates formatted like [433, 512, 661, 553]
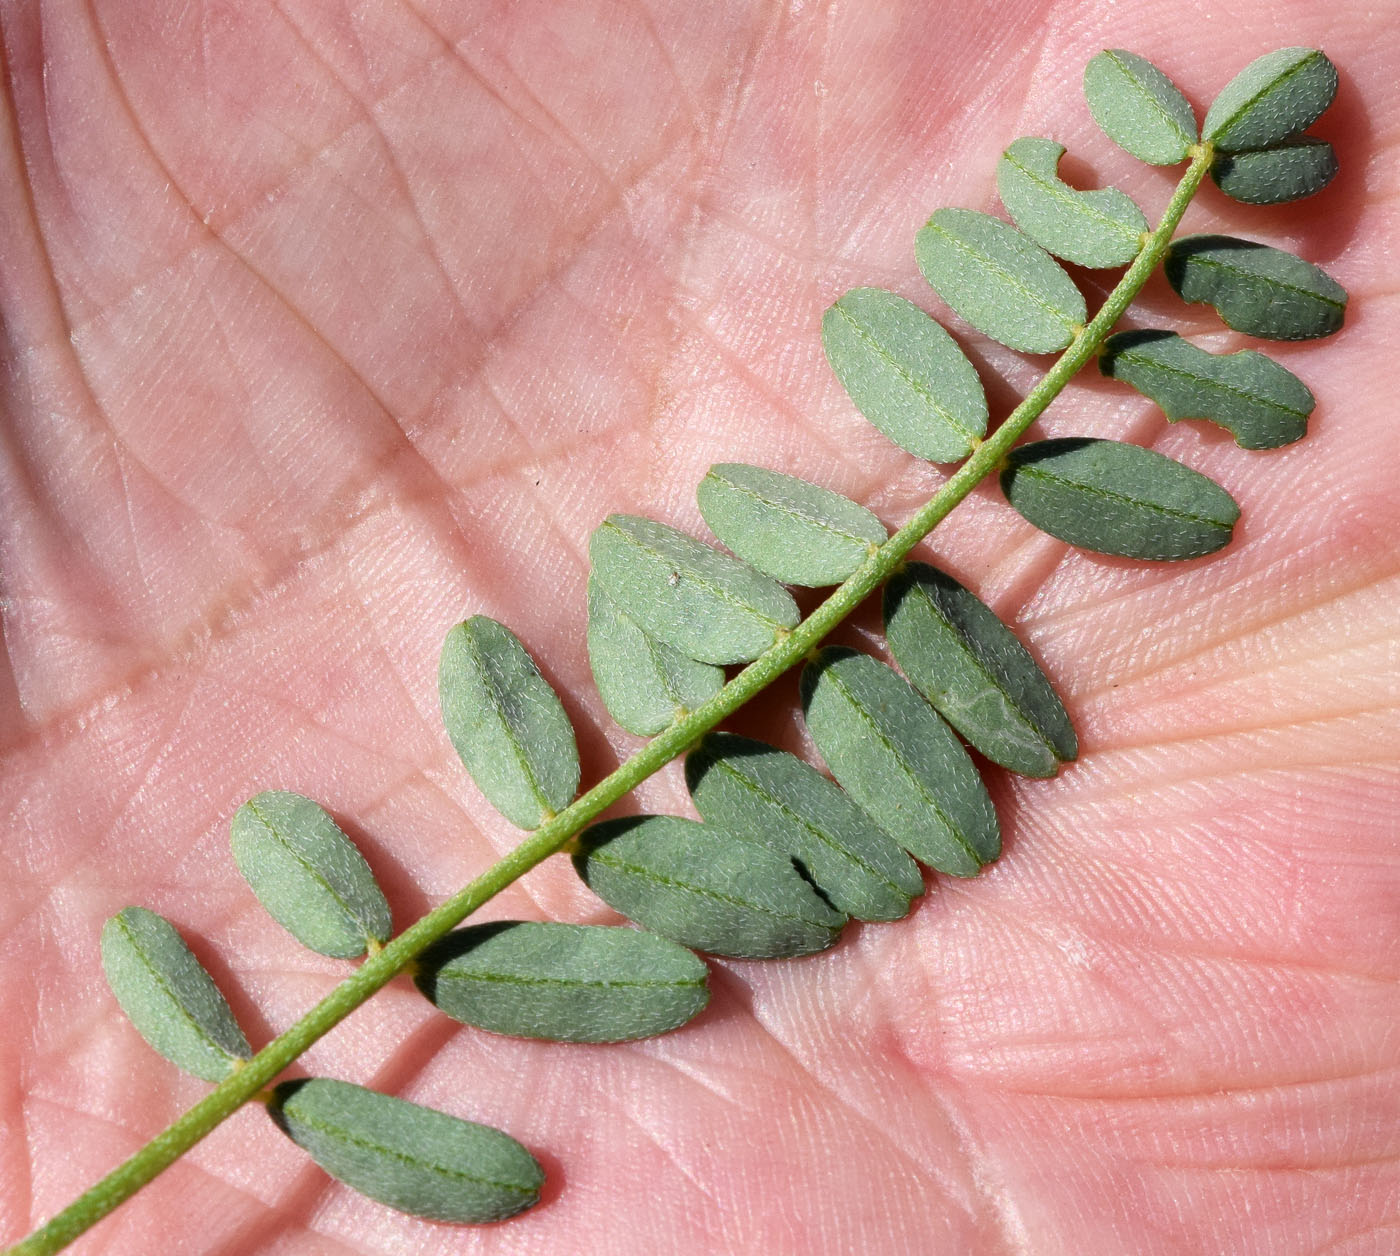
[884, 564, 1077, 779]
[1082, 49, 1197, 166]
[916, 209, 1086, 353]
[573, 815, 846, 959]
[686, 732, 923, 922]
[587, 577, 722, 736]
[440, 617, 580, 830]
[101, 906, 251, 1083]
[1001, 437, 1240, 561]
[1165, 234, 1346, 341]
[1100, 329, 1313, 449]
[997, 137, 1147, 268]
[268, 1078, 543, 1223]
[821, 286, 988, 462]
[1202, 48, 1338, 153]
[589, 514, 799, 665]
[801, 648, 1000, 878]
[415, 921, 709, 1043]
[697, 463, 886, 587]
[1211, 137, 1338, 206]
[230, 791, 391, 959]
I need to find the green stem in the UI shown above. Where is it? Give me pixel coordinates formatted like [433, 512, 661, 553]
[8, 147, 1212, 1256]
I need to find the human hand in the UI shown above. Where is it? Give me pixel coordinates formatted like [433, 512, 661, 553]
[3, 2, 1395, 1252]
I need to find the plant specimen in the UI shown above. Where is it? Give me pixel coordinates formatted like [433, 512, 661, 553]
[3, 33, 1370, 1256]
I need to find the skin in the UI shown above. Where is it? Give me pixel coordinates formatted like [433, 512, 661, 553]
[2, 1, 1397, 1252]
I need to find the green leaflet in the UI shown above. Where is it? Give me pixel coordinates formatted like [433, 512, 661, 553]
[1000, 438, 1240, 561]
[414, 921, 709, 1043]
[589, 514, 799, 665]
[268, 1078, 543, 1223]
[1203, 48, 1338, 153]
[915, 208, 1086, 353]
[1100, 329, 1313, 449]
[1165, 234, 1346, 341]
[1211, 137, 1338, 205]
[587, 578, 722, 736]
[685, 732, 924, 922]
[697, 462, 887, 587]
[821, 287, 988, 462]
[884, 564, 1076, 779]
[230, 791, 391, 959]
[1082, 49, 1197, 166]
[573, 815, 846, 959]
[100, 907, 250, 1083]
[800, 648, 1000, 878]
[997, 137, 1148, 268]
[439, 618, 580, 830]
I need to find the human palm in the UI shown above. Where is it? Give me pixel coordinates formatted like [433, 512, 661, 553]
[3, 2, 1396, 1253]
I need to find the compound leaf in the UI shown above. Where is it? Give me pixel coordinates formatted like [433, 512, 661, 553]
[1203, 48, 1338, 153]
[697, 463, 886, 587]
[685, 732, 923, 922]
[800, 648, 1000, 877]
[1001, 437, 1240, 561]
[230, 791, 391, 959]
[1165, 235, 1347, 341]
[415, 921, 709, 1043]
[997, 137, 1148, 268]
[1211, 137, 1338, 205]
[589, 515, 799, 665]
[1083, 49, 1197, 166]
[573, 815, 845, 959]
[587, 578, 722, 736]
[1100, 329, 1313, 449]
[439, 618, 580, 831]
[268, 1078, 543, 1223]
[884, 564, 1076, 779]
[101, 906, 250, 1083]
[821, 287, 988, 462]
[916, 209, 1086, 353]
